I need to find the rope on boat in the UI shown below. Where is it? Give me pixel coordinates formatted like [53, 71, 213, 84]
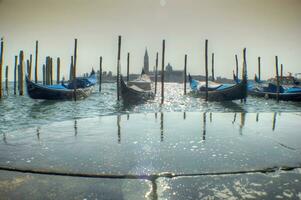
[0, 165, 300, 180]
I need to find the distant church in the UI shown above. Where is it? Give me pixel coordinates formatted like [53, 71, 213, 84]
[143, 48, 149, 74]
[142, 47, 184, 82]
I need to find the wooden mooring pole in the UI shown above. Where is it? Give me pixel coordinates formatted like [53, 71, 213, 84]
[154, 52, 158, 95]
[275, 56, 280, 102]
[57, 57, 60, 84]
[205, 40, 209, 101]
[126, 52, 130, 82]
[5, 65, 8, 95]
[161, 40, 165, 105]
[280, 64, 283, 82]
[211, 53, 215, 81]
[184, 54, 187, 95]
[243, 48, 247, 103]
[73, 39, 77, 80]
[258, 57, 261, 81]
[14, 56, 17, 95]
[26, 59, 30, 79]
[35, 41, 38, 83]
[116, 36, 121, 101]
[42, 64, 46, 85]
[50, 57, 53, 85]
[235, 54, 238, 79]
[45, 57, 49, 85]
[19, 51, 24, 96]
[73, 39, 78, 101]
[18, 64, 20, 92]
[29, 54, 32, 80]
[69, 56, 74, 81]
[99, 56, 102, 92]
[0, 38, 3, 98]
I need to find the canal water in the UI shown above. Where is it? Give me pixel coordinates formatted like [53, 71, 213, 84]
[1, 82, 301, 133]
[1, 83, 301, 199]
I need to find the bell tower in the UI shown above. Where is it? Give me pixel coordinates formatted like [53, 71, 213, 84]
[143, 48, 149, 74]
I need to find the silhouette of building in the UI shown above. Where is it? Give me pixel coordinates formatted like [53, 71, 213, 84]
[163, 63, 184, 82]
[143, 48, 149, 74]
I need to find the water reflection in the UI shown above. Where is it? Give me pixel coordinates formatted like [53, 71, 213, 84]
[74, 120, 78, 136]
[160, 113, 164, 142]
[202, 112, 206, 141]
[5, 112, 292, 147]
[29, 100, 61, 118]
[272, 112, 277, 131]
[37, 127, 40, 140]
[219, 101, 245, 112]
[239, 113, 246, 135]
[2, 111, 301, 186]
[117, 115, 121, 144]
[2, 133, 7, 144]
[232, 113, 237, 124]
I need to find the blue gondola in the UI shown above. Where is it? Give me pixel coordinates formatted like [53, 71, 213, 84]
[188, 64, 247, 101]
[26, 70, 96, 100]
[249, 82, 301, 101]
[248, 73, 301, 101]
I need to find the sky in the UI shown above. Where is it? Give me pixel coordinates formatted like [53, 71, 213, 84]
[0, 0, 301, 80]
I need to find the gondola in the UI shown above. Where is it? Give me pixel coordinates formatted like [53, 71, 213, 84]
[26, 70, 96, 100]
[120, 72, 155, 104]
[248, 81, 301, 102]
[188, 67, 247, 101]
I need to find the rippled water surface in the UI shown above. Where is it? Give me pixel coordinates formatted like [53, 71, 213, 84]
[1, 82, 301, 133]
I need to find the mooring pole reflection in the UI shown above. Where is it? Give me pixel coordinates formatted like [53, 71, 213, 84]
[36, 127, 40, 140]
[239, 113, 246, 135]
[160, 112, 164, 142]
[74, 120, 78, 136]
[2, 133, 7, 144]
[272, 112, 277, 131]
[232, 113, 237, 124]
[203, 112, 207, 141]
[117, 115, 121, 143]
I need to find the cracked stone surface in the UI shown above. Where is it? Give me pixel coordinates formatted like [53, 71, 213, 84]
[156, 169, 301, 200]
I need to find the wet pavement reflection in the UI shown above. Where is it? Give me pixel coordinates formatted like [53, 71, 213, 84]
[1, 112, 301, 199]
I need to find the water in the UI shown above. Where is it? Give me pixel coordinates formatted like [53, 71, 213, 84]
[1, 112, 301, 175]
[1, 82, 301, 133]
[1, 83, 301, 199]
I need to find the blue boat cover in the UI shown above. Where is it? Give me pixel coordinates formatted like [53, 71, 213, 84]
[216, 84, 234, 91]
[45, 84, 68, 90]
[284, 87, 301, 94]
[190, 79, 199, 91]
[190, 78, 234, 92]
[263, 83, 284, 93]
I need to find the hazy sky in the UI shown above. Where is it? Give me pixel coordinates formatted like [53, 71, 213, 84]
[0, 0, 301, 80]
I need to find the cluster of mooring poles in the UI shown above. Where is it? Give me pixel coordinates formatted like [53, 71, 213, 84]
[0, 38, 85, 100]
[0, 35, 286, 104]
